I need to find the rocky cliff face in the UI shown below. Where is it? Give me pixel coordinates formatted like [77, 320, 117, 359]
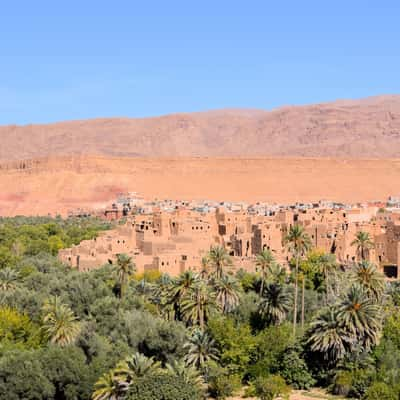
[1, 95, 400, 161]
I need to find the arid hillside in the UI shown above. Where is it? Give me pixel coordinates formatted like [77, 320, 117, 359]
[1, 156, 400, 216]
[1, 95, 400, 160]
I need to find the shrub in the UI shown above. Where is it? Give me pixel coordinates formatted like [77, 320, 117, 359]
[279, 347, 315, 389]
[126, 373, 202, 400]
[332, 370, 352, 397]
[364, 382, 398, 400]
[347, 368, 373, 398]
[206, 362, 241, 399]
[252, 375, 290, 400]
[247, 324, 293, 379]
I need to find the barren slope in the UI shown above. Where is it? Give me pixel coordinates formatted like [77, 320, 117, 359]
[1, 156, 400, 216]
[1, 95, 400, 160]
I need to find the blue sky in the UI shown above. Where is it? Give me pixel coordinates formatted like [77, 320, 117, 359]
[1, 1, 399, 124]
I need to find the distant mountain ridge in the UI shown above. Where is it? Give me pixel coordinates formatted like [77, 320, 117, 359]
[1, 95, 400, 161]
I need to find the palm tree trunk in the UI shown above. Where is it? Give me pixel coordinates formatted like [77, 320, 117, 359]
[293, 255, 299, 337]
[301, 275, 305, 330]
[325, 272, 329, 305]
[260, 269, 265, 295]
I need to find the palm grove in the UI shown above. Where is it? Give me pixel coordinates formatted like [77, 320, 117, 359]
[0, 217, 399, 400]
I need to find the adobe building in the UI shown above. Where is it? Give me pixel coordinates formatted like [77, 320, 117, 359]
[59, 203, 400, 278]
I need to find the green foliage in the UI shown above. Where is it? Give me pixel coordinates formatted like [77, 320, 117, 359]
[126, 373, 202, 400]
[279, 347, 315, 389]
[247, 323, 293, 379]
[0, 306, 42, 350]
[208, 315, 256, 376]
[236, 269, 257, 292]
[0, 217, 395, 399]
[0, 216, 111, 259]
[364, 382, 398, 400]
[250, 375, 290, 400]
[382, 312, 400, 349]
[332, 370, 353, 396]
[206, 361, 241, 399]
[0, 350, 54, 400]
[39, 346, 92, 400]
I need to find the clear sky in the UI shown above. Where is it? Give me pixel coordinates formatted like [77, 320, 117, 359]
[1, 1, 399, 124]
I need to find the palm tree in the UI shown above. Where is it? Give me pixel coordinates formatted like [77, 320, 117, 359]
[41, 296, 80, 346]
[307, 307, 352, 364]
[255, 249, 276, 295]
[259, 283, 292, 325]
[181, 280, 217, 329]
[200, 255, 210, 279]
[268, 263, 287, 285]
[285, 224, 312, 335]
[114, 352, 161, 387]
[338, 284, 381, 350]
[115, 253, 136, 299]
[351, 231, 374, 261]
[317, 253, 338, 304]
[0, 267, 20, 291]
[183, 329, 219, 368]
[92, 370, 123, 400]
[164, 270, 198, 320]
[351, 261, 385, 301]
[166, 359, 204, 388]
[208, 245, 233, 279]
[213, 274, 241, 314]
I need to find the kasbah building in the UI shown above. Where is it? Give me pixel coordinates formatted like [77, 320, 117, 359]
[59, 195, 400, 279]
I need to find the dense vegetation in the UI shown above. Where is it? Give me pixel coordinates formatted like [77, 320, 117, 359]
[0, 218, 399, 399]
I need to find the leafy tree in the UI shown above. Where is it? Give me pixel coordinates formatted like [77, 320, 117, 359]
[0, 350, 54, 400]
[208, 316, 256, 376]
[248, 324, 293, 379]
[39, 345, 92, 400]
[0, 306, 41, 349]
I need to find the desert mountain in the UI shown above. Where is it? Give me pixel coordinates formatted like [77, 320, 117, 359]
[1, 95, 400, 161]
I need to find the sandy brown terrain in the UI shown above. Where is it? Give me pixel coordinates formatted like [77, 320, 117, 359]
[2, 95, 400, 216]
[1, 156, 400, 216]
[1, 95, 400, 161]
